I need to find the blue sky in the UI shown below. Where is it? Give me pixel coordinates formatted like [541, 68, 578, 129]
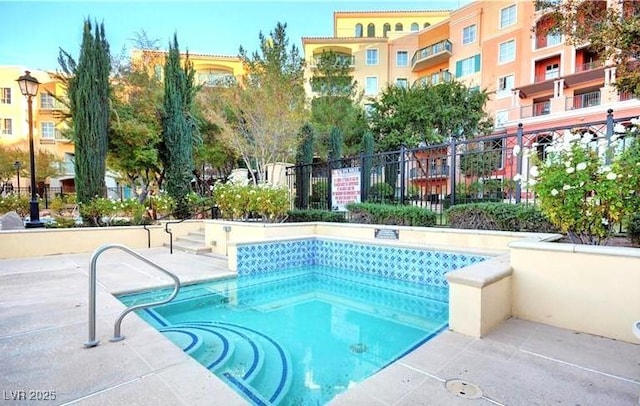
[0, 0, 469, 71]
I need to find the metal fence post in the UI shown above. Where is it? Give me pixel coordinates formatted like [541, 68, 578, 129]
[326, 161, 332, 211]
[515, 123, 524, 204]
[605, 108, 614, 165]
[449, 135, 457, 207]
[400, 145, 407, 205]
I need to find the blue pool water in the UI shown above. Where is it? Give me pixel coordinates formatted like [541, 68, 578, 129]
[119, 265, 450, 405]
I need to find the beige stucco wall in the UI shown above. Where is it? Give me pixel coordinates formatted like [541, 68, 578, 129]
[0, 220, 203, 259]
[510, 241, 640, 343]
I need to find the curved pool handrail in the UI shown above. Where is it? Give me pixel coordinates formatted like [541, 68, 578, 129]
[84, 243, 181, 348]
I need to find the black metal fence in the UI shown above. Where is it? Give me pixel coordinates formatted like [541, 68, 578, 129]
[286, 109, 637, 224]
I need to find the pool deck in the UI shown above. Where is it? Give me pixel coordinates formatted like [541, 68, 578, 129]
[1, 247, 638, 405]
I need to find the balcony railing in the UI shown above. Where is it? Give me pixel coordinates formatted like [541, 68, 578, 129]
[411, 40, 452, 67]
[409, 166, 449, 179]
[619, 91, 638, 101]
[566, 91, 601, 110]
[39, 100, 66, 110]
[575, 60, 603, 73]
[310, 55, 355, 68]
[414, 71, 453, 86]
[534, 71, 560, 83]
[520, 100, 551, 118]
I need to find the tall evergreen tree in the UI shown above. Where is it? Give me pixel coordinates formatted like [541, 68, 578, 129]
[58, 19, 111, 204]
[295, 124, 315, 208]
[329, 126, 343, 169]
[161, 34, 199, 218]
[361, 131, 374, 201]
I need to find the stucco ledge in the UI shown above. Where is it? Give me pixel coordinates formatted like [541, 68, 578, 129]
[446, 255, 512, 288]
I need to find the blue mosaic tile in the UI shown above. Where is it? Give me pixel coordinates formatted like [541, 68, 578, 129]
[237, 238, 488, 288]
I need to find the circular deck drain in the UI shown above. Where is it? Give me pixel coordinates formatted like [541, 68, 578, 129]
[445, 379, 483, 399]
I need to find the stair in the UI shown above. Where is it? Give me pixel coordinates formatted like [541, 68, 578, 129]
[165, 228, 212, 255]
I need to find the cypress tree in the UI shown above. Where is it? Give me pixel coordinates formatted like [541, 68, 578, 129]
[361, 131, 374, 201]
[161, 34, 198, 218]
[329, 126, 343, 170]
[60, 19, 110, 204]
[295, 124, 314, 208]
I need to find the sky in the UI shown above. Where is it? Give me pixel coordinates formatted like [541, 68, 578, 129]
[0, 0, 470, 72]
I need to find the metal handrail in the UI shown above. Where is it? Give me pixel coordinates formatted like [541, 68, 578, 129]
[165, 205, 217, 254]
[84, 243, 181, 348]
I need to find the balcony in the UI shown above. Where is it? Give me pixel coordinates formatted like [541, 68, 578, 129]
[566, 91, 601, 110]
[39, 100, 67, 111]
[309, 54, 355, 69]
[575, 60, 603, 73]
[414, 71, 453, 86]
[520, 100, 551, 119]
[410, 166, 449, 179]
[411, 40, 452, 72]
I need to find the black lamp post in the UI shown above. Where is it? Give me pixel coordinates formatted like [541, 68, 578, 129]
[16, 70, 44, 228]
[13, 160, 21, 193]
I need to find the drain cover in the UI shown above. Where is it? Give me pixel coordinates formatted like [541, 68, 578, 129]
[445, 379, 483, 399]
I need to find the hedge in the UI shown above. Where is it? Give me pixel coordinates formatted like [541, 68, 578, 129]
[446, 202, 557, 232]
[285, 209, 346, 223]
[346, 202, 436, 227]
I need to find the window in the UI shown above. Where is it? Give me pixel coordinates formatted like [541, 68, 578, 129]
[545, 63, 559, 80]
[411, 23, 419, 31]
[497, 74, 514, 98]
[1, 118, 12, 135]
[41, 122, 55, 139]
[367, 23, 375, 37]
[0, 88, 11, 104]
[546, 32, 562, 47]
[495, 110, 509, 128]
[383, 23, 391, 37]
[462, 24, 476, 45]
[355, 23, 363, 37]
[423, 22, 431, 28]
[366, 49, 378, 65]
[364, 103, 375, 118]
[396, 78, 408, 89]
[41, 93, 55, 109]
[396, 51, 408, 67]
[365, 77, 378, 95]
[498, 40, 516, 63]
[455, 54, 481, 77]
[154, 65, 163, 80]
[395, 23, 403, 31]
[500, 4, 517, 28]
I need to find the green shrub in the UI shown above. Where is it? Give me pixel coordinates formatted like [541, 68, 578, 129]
[346, 202, 436, 227]
[0, 194, 30, 217]
[368, 182, 395, 203]
[628, 213, 640, 246]
[446, 202, 556, 232]
[286, 209, 346, 223]
[212, 183, 290, 222]
[311, 180, 328, 203]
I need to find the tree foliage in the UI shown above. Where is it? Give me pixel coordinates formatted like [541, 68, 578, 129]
[369, 81, 493, 152]
[161, 34, 200, 218]
[294, 123, 315, 208]
[207, 22, 307, 184]
[329, 126, 343, 166]
[534, 0, 640, 94]
[309, 51, 366, 156]
[360, 131, 375, 200]
[108, 31, 164, 202]
[58, 19, 111, 204]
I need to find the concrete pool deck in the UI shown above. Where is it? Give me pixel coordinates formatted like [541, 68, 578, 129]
[0, 248, 638, 405]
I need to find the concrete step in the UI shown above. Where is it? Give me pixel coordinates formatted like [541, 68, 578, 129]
[176, 235, 206, 245]
[188, 230, 205, 239]
[164, 240, 212, 255]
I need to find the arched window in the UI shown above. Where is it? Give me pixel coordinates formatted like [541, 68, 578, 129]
[423, 22, 431, 28]
[367, 23, 375, 37]
[383, 23, 391, 37]
[355, 23, 363, 37]
[411, 23, 419, 31]
[395, 23, 403, 31]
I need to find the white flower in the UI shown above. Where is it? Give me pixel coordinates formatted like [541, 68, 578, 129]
[529, 166, 539, 178]
[564, 160, 572, 168]
[576, 162, 587, 171]
[528, 178, 537, 186]
[566, 167, 575, 174]
[614, 123, 626, 134]
[579, 181, 585, 187]
[551, 189, 559, 196]
[606, 172, 617, 180]
[562, 184, 571, 190]
[513, 174, 522, 182]
[631, 117, 640, 126]
[601, 218, 609, 226]
[599, 165, 612, 173]
[512, 145, 521, 156]
[581, 132, 593, 144]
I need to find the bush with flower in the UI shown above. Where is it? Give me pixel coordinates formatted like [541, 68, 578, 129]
[525, 120, 640, 245]
[212, 182, 290, 222]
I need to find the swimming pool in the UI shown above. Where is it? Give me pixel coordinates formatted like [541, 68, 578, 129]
[119, 239, 488, 405]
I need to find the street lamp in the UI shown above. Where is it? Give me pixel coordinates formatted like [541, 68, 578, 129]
[16, 70, 43, 228]
[13, 160, 21, 192]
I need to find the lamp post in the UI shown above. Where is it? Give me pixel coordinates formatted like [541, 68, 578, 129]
[13, 160, 21, 193]
[16, 70, 43, 228]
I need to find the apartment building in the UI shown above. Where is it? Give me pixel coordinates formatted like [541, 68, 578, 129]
[0, 66, 74, 190]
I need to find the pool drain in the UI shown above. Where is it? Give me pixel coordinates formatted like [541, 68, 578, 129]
[349, 343, 368, 353]
[445, 379, 482, 399]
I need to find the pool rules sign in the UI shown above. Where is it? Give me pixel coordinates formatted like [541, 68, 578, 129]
[331, 167, 361, 211]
